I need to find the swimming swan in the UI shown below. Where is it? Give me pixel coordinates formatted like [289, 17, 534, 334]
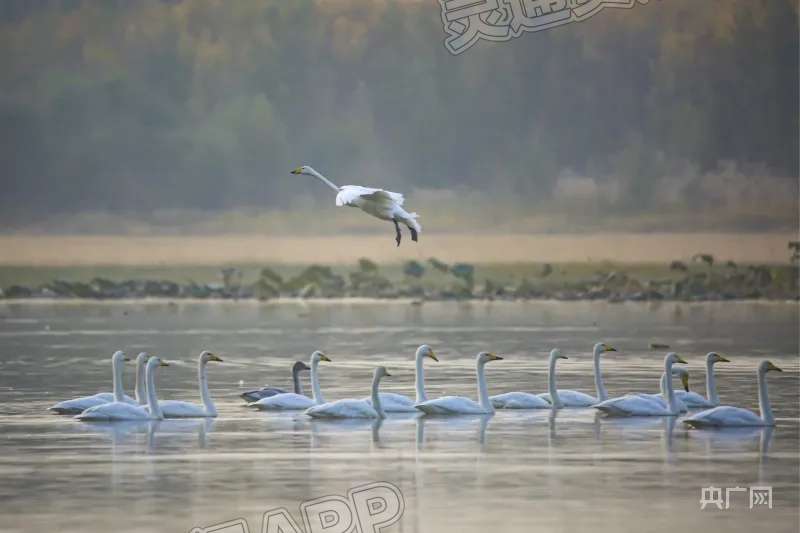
[306, 366, 392, 419]
[491, 349, 567, 409]
[674, 352, 729, 408]
[364, 344, 438, 412]
[249, 351, 330, 410]
[76, 357, 169, 421]
[633, 367, 690, 413]
[537, 342, 616, 407]
[594, 353, 688, 416]
[240, 361, 310, 402]
[683, 360, 782, 428]
[49, 351, 136, 414]
[159, 351, 223, 418]
[416, 352, 503, 415]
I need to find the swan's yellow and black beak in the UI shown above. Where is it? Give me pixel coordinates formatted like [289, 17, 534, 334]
[160, 361, 170, 367]
[604, 344, 617, 352]
[209, 353, 223, 363]
[767, 362, 783, 372]
[290, 167, 302, 175]
[675, 355, 688, 364]
[385, 370, 392, 377]
[319, 353, 332, 362]
[680, 372, 690, 392]
[428, 350, 439, 362]
[487, 353, 503, 361]
[124, 357, 132, 362]
[717, 354, 730, 363]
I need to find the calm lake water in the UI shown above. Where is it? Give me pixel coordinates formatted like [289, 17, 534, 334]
[0, 300, 797, 533]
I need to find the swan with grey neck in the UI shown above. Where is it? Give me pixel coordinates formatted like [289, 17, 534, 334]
[491, 349, 566, 409]
[683, 360, 782, 427]
[49, 351, 137, 414]
[290, 165, 421, 247]
[538, 343, 616, 407]
[76, 357, 169, 421]
[675, 352, 729, 408]
[364, 345, 438, 412]
[416, 352, 503, 415]
[305, 367, 392, 419]
[594, 353, 688, 416]
[249, 351, 330, 410]
[240, 361, 310, 402]
[158, 351, 223, 418]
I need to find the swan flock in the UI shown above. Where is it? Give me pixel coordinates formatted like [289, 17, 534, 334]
[51, 344, 785, 429]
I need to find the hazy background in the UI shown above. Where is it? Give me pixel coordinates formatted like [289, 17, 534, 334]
[0, 0, 798, 236]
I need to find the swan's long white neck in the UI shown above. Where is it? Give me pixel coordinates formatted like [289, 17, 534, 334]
[371, 373, 386, 419]
[415, 349, 427, 403]
[548, 355, 562, 409]
[146, 362, 163, 419]
[112, 354, 125, 403]
[135, 356, 147, 405]
[310, 357, 325, 404]
[663, 360, 678, 414]
[705, 355, 719, 405]
[198, 358, 216, 417]
[309, 168, 340, 192]
[757, 366, 774, 425]
[476, 358, 494, 414]
[292, 366, 304, 396]
[593, 345, 608, 402]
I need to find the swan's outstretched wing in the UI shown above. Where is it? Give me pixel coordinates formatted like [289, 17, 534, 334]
[491, 392, 550, 409]
[249, 392, 313, 410]
[683, 406, 764, 427]
[305, 399, 378, 418]
[159, 400, 209, 418]
[336, 186, 404, 207]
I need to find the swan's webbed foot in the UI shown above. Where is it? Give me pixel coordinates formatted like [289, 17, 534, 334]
[393, 219, 402, 247]
[409, 226, 418, 242]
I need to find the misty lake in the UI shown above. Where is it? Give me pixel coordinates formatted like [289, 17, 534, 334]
[0, 300, 797, 533]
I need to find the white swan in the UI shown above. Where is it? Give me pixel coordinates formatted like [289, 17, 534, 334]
[76, 357, 169, 421]
[159, 351, 223, 418]
[491, 349, 567, 409]
[416, 352, 503, 415]
[633, 367, 690, 413]
[291, 165, 421, 246]
[133, 352, 150, 405]
[594, 353, 688, 416]
[364, 345, 438, 412]
[240, 361, 310, 402]
[537, 342, 616, 407]
[306, 367, 392, 419]
[249, 351, 330, 410]
[674, 352, 729, 408]
[683, 360, 783, 428]
[49, 351, 136, 414]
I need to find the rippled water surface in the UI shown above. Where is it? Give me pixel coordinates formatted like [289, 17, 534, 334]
[0, 300, 798, 533]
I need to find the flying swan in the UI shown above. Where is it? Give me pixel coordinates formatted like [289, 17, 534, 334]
[537, 342, 617, 407]
[593, 353, 688, 416]
[305, 366, 393, 419]
[674, 352, 730, 408]
[291, 165, 421, 246]
[683, 360, 783, 428]
[491, 348, 568, 409]
[249, 351, 330, 410]
[240, 361, 310, 402]
[49, 350, 137, 414]
[158, 351, 223, 418]
[416, 352, 503, 415]
[76, 356, 169, 421]
[364, 344, 438, 412]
